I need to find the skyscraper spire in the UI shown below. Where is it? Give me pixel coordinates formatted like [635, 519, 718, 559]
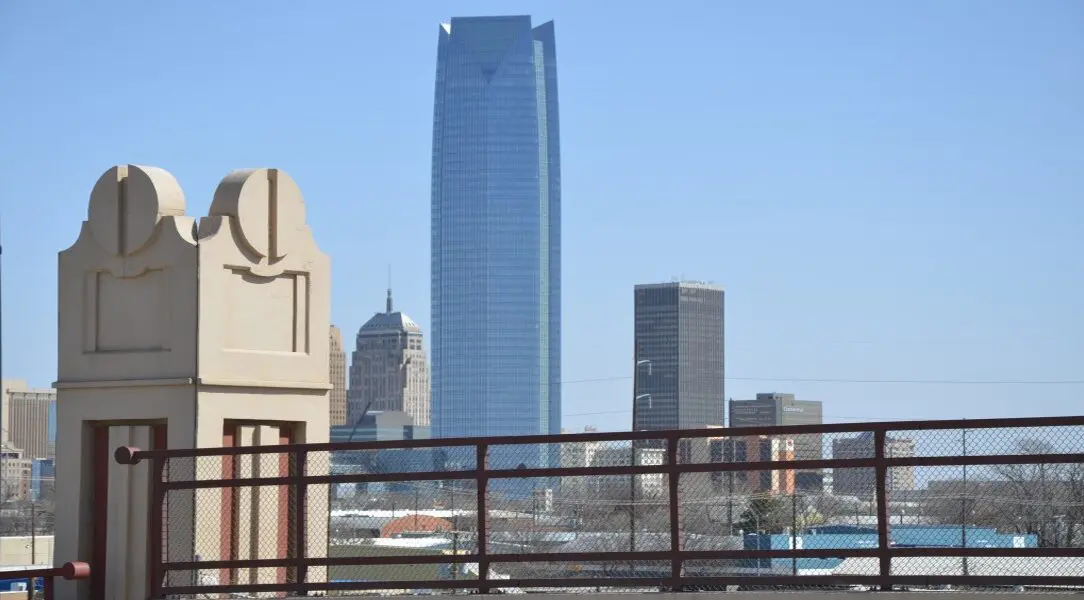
[386, 264, 393, 313]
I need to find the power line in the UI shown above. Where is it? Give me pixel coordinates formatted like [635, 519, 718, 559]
[558, 375, 1084, 386]
[561, 407, 914, 420]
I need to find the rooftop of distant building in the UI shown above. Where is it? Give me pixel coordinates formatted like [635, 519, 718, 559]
[358, 288, 421, 335]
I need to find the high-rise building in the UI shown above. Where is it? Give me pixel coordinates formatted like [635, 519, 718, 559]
[329, 326, 347, 426]
[1, 380, 56, 460]
[348, 289, 430, 427]
[430, 16, 562, 444]
[729, 393, 824, 493]
[632, 282, 725, 432]
[831, 431, 916, 497]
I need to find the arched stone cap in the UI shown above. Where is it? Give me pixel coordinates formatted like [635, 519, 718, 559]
[209, 168, 306, 261]
[87, 165, 186, 257]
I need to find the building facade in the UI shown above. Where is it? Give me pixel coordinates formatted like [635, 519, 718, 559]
[729, 393, 824, 493]
[722, 435, 797, 496]
[632, 282, 725, 432]
[831, 431, 916, 496]
[1, 380, 56, 460]
[0, 445, 31, 501]
[329, 326, 348, 426]
[559, 440, 665, 500]
[348, 290, 431, 427]
[430, 16, 562, 449]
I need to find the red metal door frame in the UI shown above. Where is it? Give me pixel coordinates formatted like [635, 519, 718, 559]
[220, 422, 238, 587]
[277, 425, 293, 589]
[90, 426, 110, 600]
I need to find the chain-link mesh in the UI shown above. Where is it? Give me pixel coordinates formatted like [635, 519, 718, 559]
[133, 422, 1084, 595]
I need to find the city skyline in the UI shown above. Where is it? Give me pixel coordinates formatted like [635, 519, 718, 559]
[0, 3, 1080, 434]
[0, 5, 1078, 592]
[430, 16, 562, 442]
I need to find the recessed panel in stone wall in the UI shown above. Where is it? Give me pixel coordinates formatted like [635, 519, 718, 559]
[224, 269, 310, 354]
[83, 269, 168, 353]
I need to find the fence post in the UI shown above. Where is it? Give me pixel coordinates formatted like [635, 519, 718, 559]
[476, 444, 489, 594]
[148, 456, 166, 599]
[293, 448, 309, 594]
[666, 436, 682, 591]
[874, 429, 891, 591]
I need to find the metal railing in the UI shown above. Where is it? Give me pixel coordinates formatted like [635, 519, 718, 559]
[7, 562, 91, 600]
[116, 415, 1084, 596]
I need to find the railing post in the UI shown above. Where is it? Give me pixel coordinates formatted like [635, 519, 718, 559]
[42, 576, 52, 600]
[148, 456, 166, 599]
[293, 448, 309, 594]
[476, 444, 489, 594]
[874, 429, 891, 591]
[667, 436, 682, 591]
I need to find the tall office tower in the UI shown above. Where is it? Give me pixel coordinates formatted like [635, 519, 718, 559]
[329, 326, 347, 426]
[430, 16, 562, 445]
[729, 393, 824, 493]
[1, 380, 56, 459]
[348, 289, 431, 427]
[632, 282, 725, 432]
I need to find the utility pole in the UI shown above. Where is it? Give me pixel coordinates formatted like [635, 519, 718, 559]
[629, 356, 651, 568]
[414, 488, 420, 530]
[792, 493, 800, 574]
[725, 416, 734, 535]
[450, 485, 459, 581]
[961, 424, 969, 577]
[30, 500, 36, 563]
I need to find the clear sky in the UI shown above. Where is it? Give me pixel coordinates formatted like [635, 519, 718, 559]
[0, 1, 1080, 432]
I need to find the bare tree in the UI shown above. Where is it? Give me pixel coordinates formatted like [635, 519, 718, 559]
[928, 438, 1084, 548]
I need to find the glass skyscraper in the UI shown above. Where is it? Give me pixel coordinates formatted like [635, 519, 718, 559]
[430, 16, 562, 452]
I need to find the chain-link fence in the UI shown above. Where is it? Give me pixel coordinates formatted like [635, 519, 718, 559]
[115, 415, 1084, 596]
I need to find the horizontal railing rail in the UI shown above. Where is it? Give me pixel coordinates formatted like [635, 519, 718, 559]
[116, 452, 1084, 491]
[9, 561, 91, 600]
[117, 414, 1084, 459]
[116, 415, 1084, 596]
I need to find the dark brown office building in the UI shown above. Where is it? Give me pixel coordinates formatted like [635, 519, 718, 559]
[632, 282, 725, 432]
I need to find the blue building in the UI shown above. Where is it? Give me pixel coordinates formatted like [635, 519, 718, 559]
[329, 411, 434, 497]
[30, 458, 54, 500]
[430, 16, 562, 462]
[744, 524, 1038, 572]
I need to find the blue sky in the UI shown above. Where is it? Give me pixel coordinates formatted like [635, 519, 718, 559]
[1, 0, 1081, 432]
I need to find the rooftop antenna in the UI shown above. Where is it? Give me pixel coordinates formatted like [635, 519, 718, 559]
[386, 264, 393, 313]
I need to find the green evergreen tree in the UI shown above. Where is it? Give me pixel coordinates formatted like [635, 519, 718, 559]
[735, 496, 790, 534]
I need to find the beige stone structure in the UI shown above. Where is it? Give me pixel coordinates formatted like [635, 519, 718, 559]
[53, 165, 331, 600]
